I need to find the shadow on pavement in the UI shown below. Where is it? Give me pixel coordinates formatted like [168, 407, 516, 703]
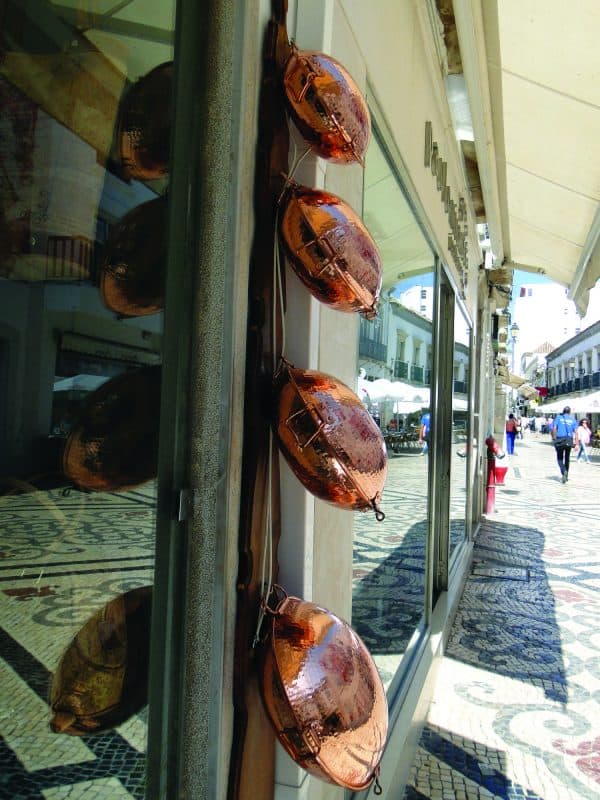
[446, 520, 567, 705]
[404, 723, 536, 799]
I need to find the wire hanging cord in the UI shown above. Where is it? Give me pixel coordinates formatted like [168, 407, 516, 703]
[252, 143, 311, 648]
[273, 141, 311, 374]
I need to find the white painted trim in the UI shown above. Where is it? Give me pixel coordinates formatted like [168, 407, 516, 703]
[453, 0, 505, 267]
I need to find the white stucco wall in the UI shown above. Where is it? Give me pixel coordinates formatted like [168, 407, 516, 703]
[273, 2, 483, 798]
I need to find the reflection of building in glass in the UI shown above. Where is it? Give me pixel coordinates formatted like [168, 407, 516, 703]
[398, 284, 434, 319]
[0, 95, 162, 478]
[359, 295, 433, 384]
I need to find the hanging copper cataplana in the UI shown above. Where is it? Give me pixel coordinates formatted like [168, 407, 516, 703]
[279, 181, 382, 318]
[273, 361, 386, 520]
[282, 45, 371, 165]
[259, 586, 387, 792]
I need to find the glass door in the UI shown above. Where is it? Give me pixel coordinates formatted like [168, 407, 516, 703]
[352, 130, 436, 692]
[449, 302, 472, 563]
[0, 2, 177, 796]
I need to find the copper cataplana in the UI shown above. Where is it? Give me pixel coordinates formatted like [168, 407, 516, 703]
[282, 45, 371, 165]
[118, 61, 173, 180]
[100, 195, 167, 317]
[259, 587, 388, 791]
[63, 366, 161, 492]
[273, 361, 387, 519]
[279, 181, 382, 318]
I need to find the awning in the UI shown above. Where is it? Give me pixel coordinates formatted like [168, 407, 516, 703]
[518, 383, 539, 400]
[541, 391, 600, 414]
[53, 374, 109, 392]
[455, 1, 600, 314]
[502, 374, 539, 400]
[502, 373, 527, 389]
[60, 332, 160, 366]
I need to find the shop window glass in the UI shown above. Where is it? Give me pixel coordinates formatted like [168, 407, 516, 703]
[449, 303, 471, 561]
[353, 133, 435, 690]
[0, 1, 175, 795]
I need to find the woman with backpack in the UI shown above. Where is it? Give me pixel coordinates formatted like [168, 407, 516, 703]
[550, 406, 578, 483]
[505, 413, 518, 456]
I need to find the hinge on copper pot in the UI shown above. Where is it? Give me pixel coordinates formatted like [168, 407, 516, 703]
[302, 725, 322, 756]
[279, 724, 321, 759]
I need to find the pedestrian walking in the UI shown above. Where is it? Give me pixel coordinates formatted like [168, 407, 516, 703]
[419, 409, 431, 455]
[575, 418, 592, 463]
[505, 413, 518, 456]
[550, 406, 578, 483]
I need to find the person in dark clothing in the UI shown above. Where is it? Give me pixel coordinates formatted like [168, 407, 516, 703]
[550, 406, 578, 483]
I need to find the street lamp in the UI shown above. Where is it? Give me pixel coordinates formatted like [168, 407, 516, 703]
[510, 322, 520, 374]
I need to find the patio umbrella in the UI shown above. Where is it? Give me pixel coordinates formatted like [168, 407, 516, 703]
[392, 401, 423, 415]
[567, 391, 600, 414]
[367, 378, 429, 405]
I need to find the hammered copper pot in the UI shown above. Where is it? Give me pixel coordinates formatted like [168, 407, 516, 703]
[273, 362, 387, 519]
[283, 47, 370, 165]
[118, 61, 173, 180]
[100, 195, 167, 316]
[50, 586, 152, 736]
[280, 183, 381, 318]
[63, 365, 161, 492]
[260, 590, 388, 790]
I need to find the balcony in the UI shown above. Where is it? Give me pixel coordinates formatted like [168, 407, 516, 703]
[46, 234, 95, 281]
[359, 338, 387, 363]
[411, 364, 424, 383]
[392, 360, 408, 379]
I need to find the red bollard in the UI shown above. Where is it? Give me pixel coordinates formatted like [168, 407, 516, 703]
[494, 465, 508, 485]
[485, 435, 504, 513]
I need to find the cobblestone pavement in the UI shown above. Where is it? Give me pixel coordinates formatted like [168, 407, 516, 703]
[403, 434, 600, 800]
[0, 483, 155, 799]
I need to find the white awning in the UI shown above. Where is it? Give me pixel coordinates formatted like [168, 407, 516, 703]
[456, 1, 600, 314]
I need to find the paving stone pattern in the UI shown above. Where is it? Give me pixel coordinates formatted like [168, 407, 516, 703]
[403, 435, 600, 800]
[0, 484, 155, 799]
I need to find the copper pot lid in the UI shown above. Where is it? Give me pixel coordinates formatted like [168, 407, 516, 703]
[100, 195, 167, 317]
[273, 361, 386, 519]
[260, 588, 388, 790]
[63, 365, 161, 492]
[50, 586, 152, 736]
[118, 62, 173, 180]
[279, 183, 381, 318]
[283, 46, 370, 165]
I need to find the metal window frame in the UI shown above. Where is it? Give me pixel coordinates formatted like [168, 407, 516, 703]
[146, 0, 257, 797]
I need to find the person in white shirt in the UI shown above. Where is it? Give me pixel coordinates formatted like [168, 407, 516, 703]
[575, 418, 592, 464]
